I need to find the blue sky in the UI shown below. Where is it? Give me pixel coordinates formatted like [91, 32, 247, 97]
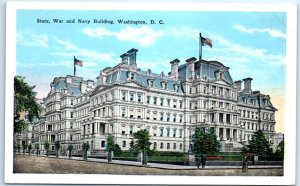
[16, 10, 286, 132]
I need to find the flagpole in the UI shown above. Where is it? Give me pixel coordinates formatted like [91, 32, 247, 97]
[199, 33, 202, 60]
[74, 56, 76, 76]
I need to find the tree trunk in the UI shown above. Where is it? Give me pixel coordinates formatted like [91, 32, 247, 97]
[108, 151, 112, 162]
[68, 150, 72, 159]
[142, 149, 147, 165]
[56, 150, 59, 158]
[47, 150, 49, 157]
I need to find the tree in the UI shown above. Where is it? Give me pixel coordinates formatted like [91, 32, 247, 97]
[192, 128, 220, 156]
[54, 141, 60, 158]
[133, 129, 152, 165]
[35, 143, 40, 156]
[14, 76, 41, 133]
[67, 144, 73, 159]
[242, 130, 273, 158]
[28, 144, 32, 155]
[106, 135, 115, 162]
[82, 142, 90, 160]
[44, 141, 50, 157]
[275, 140, 284, 158]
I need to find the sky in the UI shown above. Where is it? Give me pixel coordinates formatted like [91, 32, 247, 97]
[16, 10, 286, 133]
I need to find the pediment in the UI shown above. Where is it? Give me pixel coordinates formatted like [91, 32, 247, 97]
[122, 80, 147, 88]
[262, 105, 277, 110]
[213, 79, 231, 86]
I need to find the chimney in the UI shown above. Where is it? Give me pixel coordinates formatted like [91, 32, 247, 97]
[243, 77, 253, 93]
[120, 53, 129, 65]
[127, 48, 138, 69]
[170, 59, 180, 80]
[234, 80, 242, 91]
[186, 57, 197, 79]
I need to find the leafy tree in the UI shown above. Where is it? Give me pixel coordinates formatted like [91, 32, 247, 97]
[275, 140, 284, 157]
[35, 143, 40, 156]
[242, 130, 273, 158]
[28, 144, 32, 155]
[82, 142, 90, 160]
[14, 76, 41, 133]
[44, 141, 50, 157]
[113, 144, 122, 156]
[67, 144, 73, 159]
[192, 128, 220, 156]
[106, 135, 115, 162]
[54, 141, 60, 158]
[132, 129, 152, 165]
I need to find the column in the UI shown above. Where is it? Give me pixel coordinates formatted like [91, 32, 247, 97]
[230, 128, 233, 141]
[236, 129, 240, 141]
[223, 128, 226, 140]
[216, 127, 220, 140]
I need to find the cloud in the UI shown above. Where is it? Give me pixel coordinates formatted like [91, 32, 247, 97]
[82, 26, 164, 47]
[52, 38, 115, 61]
[233, 24, 286, 38]
[17, 32, 48, 48]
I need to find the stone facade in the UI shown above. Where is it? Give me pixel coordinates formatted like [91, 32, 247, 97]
[18, 48, 277, 154]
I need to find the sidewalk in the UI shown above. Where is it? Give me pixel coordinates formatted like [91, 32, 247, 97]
[27, 154, 283, 170]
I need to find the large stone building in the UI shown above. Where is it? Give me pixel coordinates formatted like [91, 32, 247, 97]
[17, 48, 277, 154]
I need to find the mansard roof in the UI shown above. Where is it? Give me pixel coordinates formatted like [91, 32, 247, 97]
[238, 91, 277, 111]
[178, 59, 234, 84]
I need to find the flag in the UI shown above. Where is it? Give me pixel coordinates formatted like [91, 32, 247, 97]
[74, 57, 83, 66]
[201, 36, 213, 48]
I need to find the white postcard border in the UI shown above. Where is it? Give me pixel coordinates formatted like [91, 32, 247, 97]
[5, 2, 297, 185]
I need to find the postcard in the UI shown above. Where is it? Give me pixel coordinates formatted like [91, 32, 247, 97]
[5, 2, 297, 185]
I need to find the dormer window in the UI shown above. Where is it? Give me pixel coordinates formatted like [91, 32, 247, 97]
[148, 80, 154, 87]
[130, 73, 134, 80]
[174, 84, 179, 92]
[161, 81, 167, 89]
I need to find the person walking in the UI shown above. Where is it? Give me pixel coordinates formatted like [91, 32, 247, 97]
[201, 154, 207, 169]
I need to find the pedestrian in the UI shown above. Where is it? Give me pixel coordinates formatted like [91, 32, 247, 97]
[201, 154, 206, 169]
[242, 154, 248, 173]
[195, 155, 201, 169]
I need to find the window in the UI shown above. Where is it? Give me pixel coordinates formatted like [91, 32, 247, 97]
[173, 100, 177, 108]
[153, 128, 157, 136]
[129, 108, 134, 118]
[122, 92, 126, 101]
[122, 108, 126, 117]
[160, 98, 164, 106]
[101, 141, 105, 148]
[71, 100, 73, 105]
[173, 114, 177, 122]
[173, 129, 176, 137]
[148, 80, 153, 87]
[179, 115, 183, 123]
[219, 113, 224, 123]
[179, 101, 183, 108]
[130, 73, 134, 80]
[153, 112, 157, 120]
[147, 96, 150, 104]
[179, 143, 183, 150]
[167, 99, 170, 106]
[122, 140, 126, 148]
[137, 94, 142, 103]
[179, 130, 183, 138]
[153, 142, 157, 150]
[160, 142, 164, 149]
[160, 112, 164, 121]
[129, 126, 133, 135]
[167, 143, 170, 149]
[166, 128, 170, 137]
[137, 109, 142, 119]
[146, 110, 150, 120]
[173, 143, 176, 149]
[121, 126, 126, 135]
[130, 93, 134, 102]
[167, 113, 170, 122]
[160, 128, 163, 137]
[153, 97, 157, 105]
[70, 112, 73, 118]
